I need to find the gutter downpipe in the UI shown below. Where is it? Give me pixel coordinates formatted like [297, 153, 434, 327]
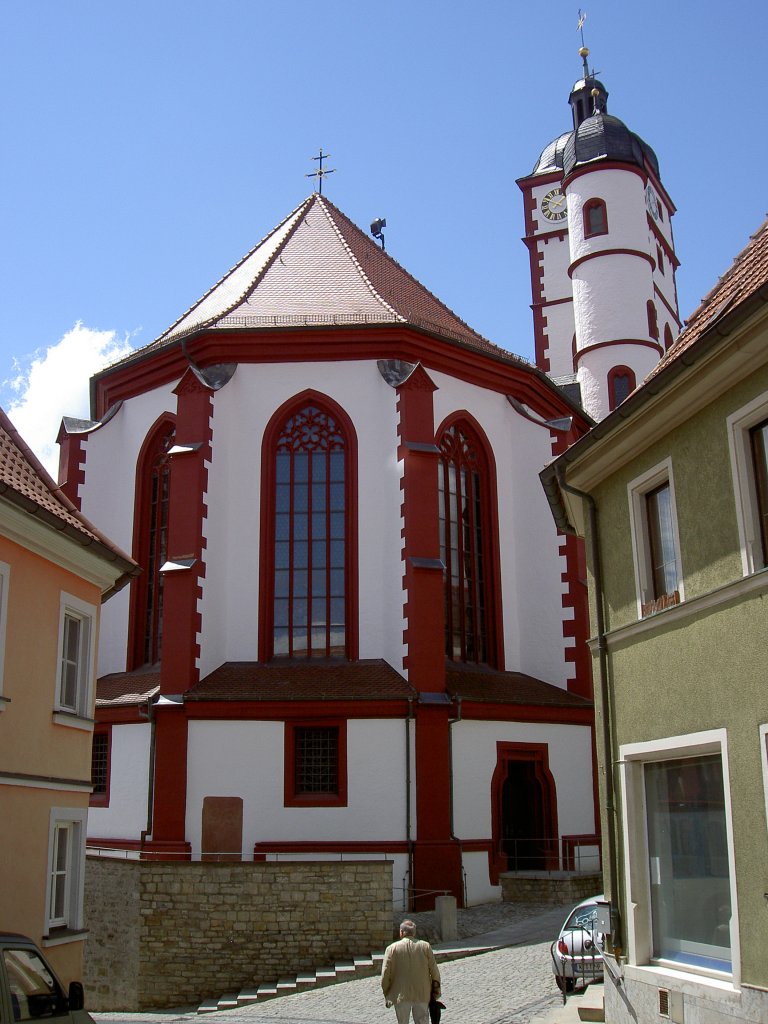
[554, 463, 623, 957]
[406, 696, 414, 911]
[138, 695, 157, 848]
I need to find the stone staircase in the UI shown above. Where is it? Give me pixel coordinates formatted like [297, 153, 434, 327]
[197, 952, 384, 1013]
[196, 942, 486, 1014]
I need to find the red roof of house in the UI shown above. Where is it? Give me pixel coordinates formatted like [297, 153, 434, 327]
[185, 660, 414, 702]
[646, 218, 768, 382]
[446, 665, 592, 707]
[0, 408, 138, 592]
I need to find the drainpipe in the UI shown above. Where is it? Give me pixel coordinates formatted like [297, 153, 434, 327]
[554, 463, 623, 956]
[138, 694, 157, 846]
[448, 696, 462, 838]
[405, 697, 414, 910]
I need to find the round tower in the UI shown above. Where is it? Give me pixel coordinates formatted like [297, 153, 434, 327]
[518, 46, 680, 421]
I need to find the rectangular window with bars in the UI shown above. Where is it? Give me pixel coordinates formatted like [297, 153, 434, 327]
[284, 721, 347, 807]
[90, 730, 110, 806]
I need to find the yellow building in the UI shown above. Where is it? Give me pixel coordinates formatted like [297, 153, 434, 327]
[0, 409, 137, 985]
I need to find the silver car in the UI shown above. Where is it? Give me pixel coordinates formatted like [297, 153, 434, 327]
[551, 895, 605, 993]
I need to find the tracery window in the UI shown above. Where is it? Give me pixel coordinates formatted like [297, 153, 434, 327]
[270, 402, 349, 659]
[131, 418, 175, 668]
[438, 420, 497, 665]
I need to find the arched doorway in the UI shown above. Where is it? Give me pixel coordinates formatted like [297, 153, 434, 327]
[491, 742, 559, 881]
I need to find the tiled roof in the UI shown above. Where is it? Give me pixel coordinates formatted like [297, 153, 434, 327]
[646, 218, 768, 382]
[117, 193, 526, 367]
[446, 665, 592, 707]
[186, 660, 415, 702]
[0, 408, 138, 588]
[96, 670, 160, 707]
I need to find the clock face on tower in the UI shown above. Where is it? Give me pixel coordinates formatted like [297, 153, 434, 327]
[541, 187, 567, 223]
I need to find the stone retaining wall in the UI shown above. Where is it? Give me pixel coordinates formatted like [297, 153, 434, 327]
[84, 856, 392, 1011]
[500, 872, 603, 905]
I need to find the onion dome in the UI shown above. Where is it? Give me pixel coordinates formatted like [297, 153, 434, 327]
[531, 131, 572, 176]
[563, 111, 659, 178]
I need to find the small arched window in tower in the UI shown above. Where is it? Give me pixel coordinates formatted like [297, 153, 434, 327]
[583, 198, 608, 238]
[130, 416, 176, 668]
[647, 300, 659, 340]
[657, 245, 665, 275]
[608, 366, 637, 410]
[664, 323, 674, 351]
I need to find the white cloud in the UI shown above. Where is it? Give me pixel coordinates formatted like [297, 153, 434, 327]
[3, 323, 136, 477]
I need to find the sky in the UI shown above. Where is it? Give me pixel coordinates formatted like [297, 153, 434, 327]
[1, 0, 767, 474]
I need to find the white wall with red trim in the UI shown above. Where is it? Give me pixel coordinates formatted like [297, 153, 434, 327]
[88, 722, 152, 840]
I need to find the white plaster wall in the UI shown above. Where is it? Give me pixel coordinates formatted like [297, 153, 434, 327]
[544, 300, 576, 378]
[198, 361, 404, 678]
[79, 385, 179, 676]
[567, 170, 650, 262]
[87, 722, 152, 840]
[577, 343, 660, 423]
[185, 718, 409, 857]
[430, 372, 568, 687]
[540, 233, 572, 302]
[462, 851, 500, 906]
[451, 719, 595, 841]
[572, 255, 654, 349]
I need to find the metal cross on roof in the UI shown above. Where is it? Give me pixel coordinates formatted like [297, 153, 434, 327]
[306, 148, 336, 194]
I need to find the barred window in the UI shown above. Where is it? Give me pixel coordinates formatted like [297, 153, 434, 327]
[294, 726, 339, 795]
[91, 732, 109, 796]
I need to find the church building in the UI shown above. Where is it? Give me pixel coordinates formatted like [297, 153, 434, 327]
[60, 49, 675, 908]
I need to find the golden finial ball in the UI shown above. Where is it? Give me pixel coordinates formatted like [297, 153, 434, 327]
[591, 88, 600, 97]
[579, 47, 589, 57]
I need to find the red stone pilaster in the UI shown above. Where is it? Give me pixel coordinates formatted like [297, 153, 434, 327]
[397, 365, 462, 907]
[145, 367, 213, 859]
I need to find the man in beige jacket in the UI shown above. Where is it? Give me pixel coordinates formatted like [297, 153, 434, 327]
[381, 920, 441, 1024]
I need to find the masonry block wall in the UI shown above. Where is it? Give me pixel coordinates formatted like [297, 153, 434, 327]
[84, 857, 393, 1010]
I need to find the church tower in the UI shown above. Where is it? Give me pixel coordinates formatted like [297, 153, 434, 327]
[517, 47, 680, 421]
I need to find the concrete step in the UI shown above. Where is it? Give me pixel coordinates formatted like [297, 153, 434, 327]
[196, 949, 381, 1014]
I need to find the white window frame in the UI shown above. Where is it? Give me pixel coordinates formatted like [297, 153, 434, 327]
[726, 391, 768, 576]
[44, 807, 86, 937]
[760, 724, 768, 833]
[0, 560, 10, 710]
[627, 458, 684, 618]
[54, 593, 96, 723]
[619, 729, 740, 984]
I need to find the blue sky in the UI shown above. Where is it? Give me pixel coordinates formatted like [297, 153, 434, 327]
[1, 0, 766, 471]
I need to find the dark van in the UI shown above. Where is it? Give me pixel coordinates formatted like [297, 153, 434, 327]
[0, 935, 94, 1024]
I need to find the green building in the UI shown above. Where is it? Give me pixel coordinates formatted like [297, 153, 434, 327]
[541, 220, 768, 1023]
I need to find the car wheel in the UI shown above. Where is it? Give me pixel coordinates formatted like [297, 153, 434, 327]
[555, 976, 575, 993]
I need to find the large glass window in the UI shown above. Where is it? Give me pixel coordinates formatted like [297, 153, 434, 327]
[644, 754, 732, 972]
[273, 404, 347, 659]
[132, 419, 175, 668]
[438, 422, 495, 665]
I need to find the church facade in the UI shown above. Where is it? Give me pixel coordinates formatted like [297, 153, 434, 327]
[62, 52, 674, 908]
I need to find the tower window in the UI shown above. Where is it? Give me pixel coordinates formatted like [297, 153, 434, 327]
[657, 246, 664, 275]
[608, 366, 636, 410]
[583, 198, 608, 238]
[647, 300, 659, 340]
[664, 324, 674, 351]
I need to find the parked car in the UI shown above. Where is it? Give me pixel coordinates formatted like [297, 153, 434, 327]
[0, 934, 94, 1024]
[551, 895, 605, 993]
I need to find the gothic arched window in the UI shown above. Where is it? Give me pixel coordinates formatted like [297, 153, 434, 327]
[647, 300, 660, 340]
[664, 323, 674, 351]
[130, 416, 175, 669]
[608, 365, 637, 410]
[438, 419, 499, 666]
[261, 396, 357, 661]
[583, 198, 608, 238]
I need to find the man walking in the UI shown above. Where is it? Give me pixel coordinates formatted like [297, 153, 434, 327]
[381, 919, 441, 1024]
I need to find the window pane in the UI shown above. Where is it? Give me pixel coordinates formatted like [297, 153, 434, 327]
[294, 727, 339, 794]
[91, 733, 108, 794]
[750, 419, 768, 565]
[646, 484, 678, 598]
[4, 949, 66, 1021]
[645, 754, 731, 972]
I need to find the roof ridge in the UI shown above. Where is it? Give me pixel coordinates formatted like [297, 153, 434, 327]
[155, 195, 315, 347]
[316, 195, 405, 323]
[318, 194, 506, 355]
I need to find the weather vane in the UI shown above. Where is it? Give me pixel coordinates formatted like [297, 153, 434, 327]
[306, 148, 336, 194]
[577, 9, 587, 48]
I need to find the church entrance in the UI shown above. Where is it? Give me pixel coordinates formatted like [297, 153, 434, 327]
[491, 742, 559, 879]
